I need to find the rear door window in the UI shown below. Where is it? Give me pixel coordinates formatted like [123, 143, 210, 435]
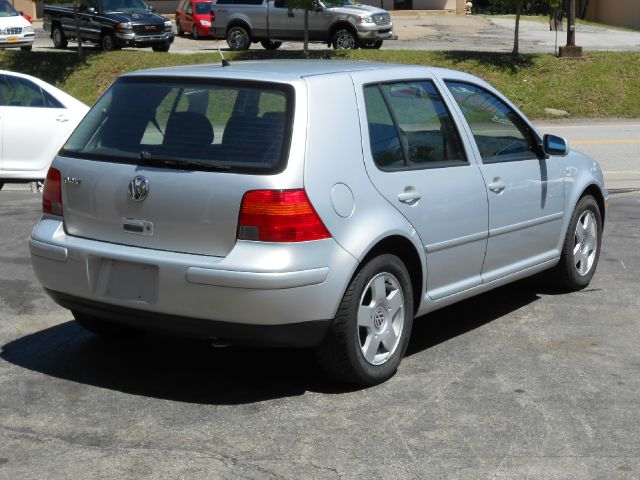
[62, 77, 293, 174]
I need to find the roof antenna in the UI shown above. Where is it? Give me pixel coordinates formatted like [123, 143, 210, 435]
[218, 47, 230, 68]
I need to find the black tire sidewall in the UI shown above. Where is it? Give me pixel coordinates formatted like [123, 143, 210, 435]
[558, 195, 603, 289]
[343, 254, 414, 385]
[227, 26, 249, 50]
[101, 33, 115, 51]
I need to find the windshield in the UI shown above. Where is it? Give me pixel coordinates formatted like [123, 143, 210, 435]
[321, 0, 354, 7]
[62, 77, 293, 174]
[0, 0, 20, 17]
[194, 1, 212, 14]
[101, 0, 150, 13]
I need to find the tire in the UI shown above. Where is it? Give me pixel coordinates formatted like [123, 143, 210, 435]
[332, 28, 357, 50]
[176, 20, 184, 36]
[52, 25, 68, 49]
[360, 39, 382, 49]
[226, 25, 250, 50]
[260, 39, 282, 50]
[549, 195, 602, 291]
[100, 32, 117, 52]
[192, 25, 199, 40]
[152, 43, 171, 52]
[73, 311, 139, 339]
[30, 181, 44, 193]
[315, 254, 414, 386]
[20, 45, 33, 52]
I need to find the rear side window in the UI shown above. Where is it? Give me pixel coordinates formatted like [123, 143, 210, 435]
[364, 80, 467, 170]
[0, 75, 64, 108]
[62, 77, 293, 174]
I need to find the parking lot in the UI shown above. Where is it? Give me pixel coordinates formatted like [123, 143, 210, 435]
[28, 13, 640, 54]
[1, 146, 639, 477]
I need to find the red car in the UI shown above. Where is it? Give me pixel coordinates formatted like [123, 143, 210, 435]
[22, 12, 32, 23]
[175, 0, 214, 39]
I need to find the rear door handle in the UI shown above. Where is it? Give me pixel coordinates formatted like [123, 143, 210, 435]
[56, 115, 69, 123]
[398, 191, 421, 205]
[488, 179, 506, 194]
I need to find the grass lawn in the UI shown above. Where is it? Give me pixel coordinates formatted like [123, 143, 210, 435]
[490, 14, 639, 32]
[1, 49, 639, 119]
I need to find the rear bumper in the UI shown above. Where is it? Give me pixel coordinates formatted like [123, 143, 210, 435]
[30, 217, 357, 340]
[47, 289, 330, 347]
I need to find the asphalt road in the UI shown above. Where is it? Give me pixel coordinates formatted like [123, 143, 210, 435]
[29, 14, 640, 54]
[1, 188, 639, 478]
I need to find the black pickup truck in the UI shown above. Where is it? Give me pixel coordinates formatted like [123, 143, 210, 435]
[43, 0, 174, 52]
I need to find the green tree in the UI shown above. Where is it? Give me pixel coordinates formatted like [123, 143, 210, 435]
[35, 0, 91, 61]
[285, 0, 315, 54]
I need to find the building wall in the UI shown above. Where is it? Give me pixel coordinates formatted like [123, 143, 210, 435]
[586, 0, 640, 30]
[10, 0, 38, 18]
[412, 0, 455, 9]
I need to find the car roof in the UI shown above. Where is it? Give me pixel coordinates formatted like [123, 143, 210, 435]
[122, 60, 465, 82]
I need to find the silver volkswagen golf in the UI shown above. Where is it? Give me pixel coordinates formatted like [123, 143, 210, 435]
[30, 61, 607, 386]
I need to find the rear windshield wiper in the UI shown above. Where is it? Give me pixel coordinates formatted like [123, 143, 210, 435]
[139, 152, 231, 171]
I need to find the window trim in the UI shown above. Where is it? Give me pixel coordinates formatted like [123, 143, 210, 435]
[443, 79, 546, 165]
[362, 78, 470, 173]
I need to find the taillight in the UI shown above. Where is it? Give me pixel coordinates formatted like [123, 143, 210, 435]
[43, 167, 63, 216]
[210, 10, 215, 21]
[238, 189, 331, 242]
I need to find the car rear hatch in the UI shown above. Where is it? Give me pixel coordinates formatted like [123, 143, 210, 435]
[57, 75, 295, 257]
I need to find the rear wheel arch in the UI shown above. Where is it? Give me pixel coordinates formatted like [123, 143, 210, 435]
[357, 235, 423, 316]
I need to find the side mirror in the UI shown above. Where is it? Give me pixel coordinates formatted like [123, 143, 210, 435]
[543, 134, 569, 157]
[149, 5, 155, 11]
[313, 2, 323, 11]
[87, 7, 96, 14]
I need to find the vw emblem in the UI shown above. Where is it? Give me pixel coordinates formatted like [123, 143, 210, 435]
[128, 176, 149, 202]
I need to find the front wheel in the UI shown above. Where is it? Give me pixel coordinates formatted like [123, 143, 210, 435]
[100, 32, 117, 52]
[332, 28, 357, 50]
[260, 40, 282, 50]
[549, 195, 602, 291]
[227, 25, 250, 50]
[192, 25, 199, 40]
[152, 43, 171, 52]
[315, 254, 413, 386]
[52, 25, 68, 49]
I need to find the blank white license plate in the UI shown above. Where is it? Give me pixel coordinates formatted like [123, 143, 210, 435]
[99, 259, 158, 303]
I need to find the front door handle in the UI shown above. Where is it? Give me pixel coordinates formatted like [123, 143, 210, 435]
[488, 179, 506, 194]
[398, 190, 421, 205]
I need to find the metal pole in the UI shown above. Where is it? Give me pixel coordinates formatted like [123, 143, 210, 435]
[567, 0, 576, 46]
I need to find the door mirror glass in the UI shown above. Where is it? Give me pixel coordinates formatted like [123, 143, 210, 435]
[544, 134, 569, 156]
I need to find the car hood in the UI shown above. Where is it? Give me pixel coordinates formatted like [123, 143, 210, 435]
[326, 4, 388, 15]
[0, 15, 31, 27]
[104, 11, 167, 23]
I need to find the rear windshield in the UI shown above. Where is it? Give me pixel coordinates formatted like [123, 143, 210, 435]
[195, 1, 213, 13]
[62, 77, 294, 174]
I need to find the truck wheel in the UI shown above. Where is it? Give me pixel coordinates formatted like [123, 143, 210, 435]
[100, 32, 117, 52]
[52, 25, 68, 49]
[260, 40, 282, 50]
[227, 25, 250, 50]
[152, 43, 171, 52]
[315, 254, 414, 386]
[332, 28, 357, 50]
[360, 39, 383, 49]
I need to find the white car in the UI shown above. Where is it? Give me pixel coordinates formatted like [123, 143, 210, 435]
[0, 0, 34, 51]
[0, 70, 88, 191]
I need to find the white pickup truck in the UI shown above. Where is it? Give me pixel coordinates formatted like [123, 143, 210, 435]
[211, 0, 393, 50]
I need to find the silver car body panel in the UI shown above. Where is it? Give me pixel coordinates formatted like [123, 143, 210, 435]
[30, 61, 607, 337]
